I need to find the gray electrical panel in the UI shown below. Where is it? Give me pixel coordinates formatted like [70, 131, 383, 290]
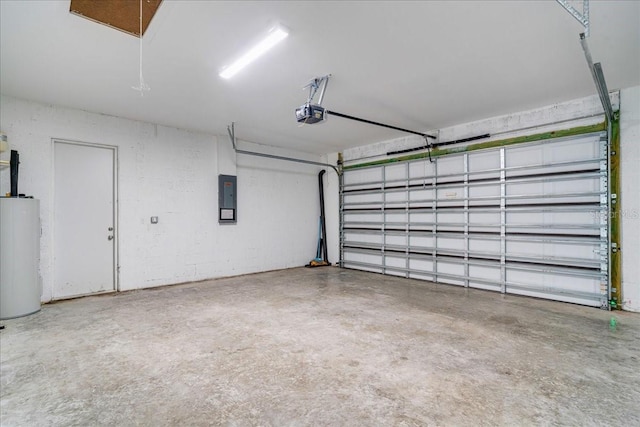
[218, 174, 237, 224]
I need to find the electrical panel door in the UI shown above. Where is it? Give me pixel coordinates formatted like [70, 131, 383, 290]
[218, 175, 237, 224]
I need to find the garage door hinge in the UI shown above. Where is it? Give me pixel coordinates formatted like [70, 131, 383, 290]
[611, 243, 620, 253]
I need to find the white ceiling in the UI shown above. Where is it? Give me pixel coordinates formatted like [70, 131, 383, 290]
[1, 1, 638, 154]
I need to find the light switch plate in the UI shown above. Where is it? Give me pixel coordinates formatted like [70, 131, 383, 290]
[150, 216, 158, 224]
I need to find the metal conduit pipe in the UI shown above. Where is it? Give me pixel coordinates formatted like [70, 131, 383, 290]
[227, 123, 340, 175]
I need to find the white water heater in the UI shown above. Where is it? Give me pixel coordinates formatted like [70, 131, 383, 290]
[0, 197, 41, 319]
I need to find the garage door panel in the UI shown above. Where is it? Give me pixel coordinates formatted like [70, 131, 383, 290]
[505, 182, 599, 198]
[470, 225, 501, 233]
[506, 146, 543, 169]
[345, 232, 382, 245]
[469, 238, 500, 254]
[344, 264, 382, 274]
[469, 211, 500, 225]
[551, 177, 600, 194]
[539, 138, 600, 163]
[342, 251, 381, 263]
[409, 212, 434, 223]
[506, 267, 602, 292]
[343, 168, 382, 186]
[435, 261, 466, 286]
[469, 265, 502, 291]
[437, 186, 464, 199]
[506, 181, 600, 200]
[469, 151, 500, 172]
[345, 212, 382, 222]
[437, 211, 464, 224]
[506, 281, 602, 306]
[384, 254, 407, 268]
[409, 161, 436, 179]
[408, 188, 434, 198]
[409, 258, 433, 272]
[344, 192, 383, 204]
[506, 136, 600, 168]
[505, 269, 603, 307]
[384, 164, 407, 181]
[507, 228, 600, 237]
[409, 272, 435, 281]
[385, 213, 407, 224]
[506, 240, 599, 264]
[469, 183, 500, 200]
[469, 265, 501, 281]
[408, 189, 434, 205]
[436, 237, 465, 252]
[343, 252, 382, 273]
[506, 211, 599, 228]
[470, 281, 502, 291]
[385, 191, 407, 203]
[385, 234, 407, 247]
[436, 157, 464, 178]
[409, 235, 434, 248]
[341, 132, 609, 308]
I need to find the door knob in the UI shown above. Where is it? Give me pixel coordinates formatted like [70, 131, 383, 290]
[108, 235, 114, 241]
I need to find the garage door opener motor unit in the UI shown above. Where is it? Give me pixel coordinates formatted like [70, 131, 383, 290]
[295, 75, 329, 124]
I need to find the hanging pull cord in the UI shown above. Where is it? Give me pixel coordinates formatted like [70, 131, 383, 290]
[132, 0, 150, 95]
[424, 135, 434, 163]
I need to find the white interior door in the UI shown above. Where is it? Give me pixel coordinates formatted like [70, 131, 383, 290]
[54, 141, 116, 299]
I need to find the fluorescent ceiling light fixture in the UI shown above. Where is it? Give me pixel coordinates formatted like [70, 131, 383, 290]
[219, 25, 289, 79]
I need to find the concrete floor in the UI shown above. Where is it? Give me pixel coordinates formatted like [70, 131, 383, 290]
[1, 267, 639, 426]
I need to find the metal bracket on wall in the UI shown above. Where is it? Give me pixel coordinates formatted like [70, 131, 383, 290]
[579, 34, 614, 122]
[556, 0, 590, 37]
[555, 0, 613, 122]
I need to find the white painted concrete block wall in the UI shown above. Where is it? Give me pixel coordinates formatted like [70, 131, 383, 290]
[228, 141, 322, 274]
[620, 86, 640, 312]
[331, 87, 640, 311]
[0, 95, 320, 301]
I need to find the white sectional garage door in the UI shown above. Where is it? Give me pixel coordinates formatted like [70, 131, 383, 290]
[340, 132, 610, 308]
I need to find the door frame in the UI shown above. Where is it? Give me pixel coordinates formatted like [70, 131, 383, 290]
[51, 138, 119, 297]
